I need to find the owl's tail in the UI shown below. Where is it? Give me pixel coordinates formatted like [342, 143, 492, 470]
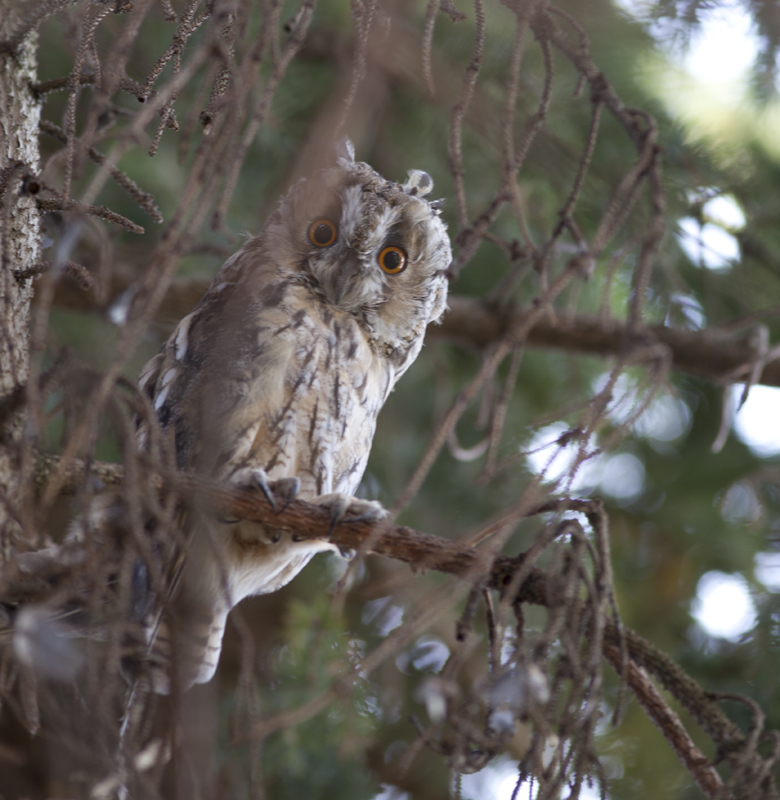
[136, 601, 228, 694]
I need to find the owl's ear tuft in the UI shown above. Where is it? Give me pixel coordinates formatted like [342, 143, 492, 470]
[403, 170, 433, 197]
[336, 138, 356, 166]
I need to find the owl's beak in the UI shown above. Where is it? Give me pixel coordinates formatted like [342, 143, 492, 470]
[332, 253, 363, 305]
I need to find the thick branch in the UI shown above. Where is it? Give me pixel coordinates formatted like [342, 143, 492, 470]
[436, 297, 780, 388]
[49, 273, 780, 387]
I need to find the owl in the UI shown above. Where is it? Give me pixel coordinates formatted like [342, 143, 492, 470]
[134, 142, 451, 691]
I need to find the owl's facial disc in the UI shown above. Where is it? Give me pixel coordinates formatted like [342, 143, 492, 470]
[273, 159, 450, 362]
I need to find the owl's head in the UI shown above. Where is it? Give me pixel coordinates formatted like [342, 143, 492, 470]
[265, 142, 451, 371]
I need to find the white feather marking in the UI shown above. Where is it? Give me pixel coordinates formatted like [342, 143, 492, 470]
[161, 367, 177, 388]
[138, 354, 161, 391]
[369, 205, 401, 251]
[153, 368, 178, 410]
[402, 170, 434, 196]
[174, 315, 194, 361]
[154, 385, 170, 411]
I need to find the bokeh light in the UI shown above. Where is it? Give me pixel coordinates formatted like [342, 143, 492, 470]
[691, 571, 757, 641]
[732, 385, 780, 458]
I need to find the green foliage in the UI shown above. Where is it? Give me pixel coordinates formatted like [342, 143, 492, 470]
[260, 592, 381, 799]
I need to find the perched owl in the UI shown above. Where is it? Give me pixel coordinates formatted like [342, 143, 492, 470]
[134, 142, 451, 691]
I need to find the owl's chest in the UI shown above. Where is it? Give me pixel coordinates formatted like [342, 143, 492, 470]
[283, 303, 386, 421]
[224, 295, 392, 495]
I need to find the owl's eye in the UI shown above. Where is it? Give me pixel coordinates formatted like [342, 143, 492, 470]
[378, 246, 407, 275]
[308, 219, 338, 247]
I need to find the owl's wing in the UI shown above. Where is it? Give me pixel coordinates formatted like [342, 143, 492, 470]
[132, 254, 307, 690]
[136, 247, 275, 473]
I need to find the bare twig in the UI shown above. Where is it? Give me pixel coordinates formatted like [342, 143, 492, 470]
[602, 642, 725, 799]
[39, 120, 162, 222]
[14, 259, 94, 290]
[36, 197, 144, 234]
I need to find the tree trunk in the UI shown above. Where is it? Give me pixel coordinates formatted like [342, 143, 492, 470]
[0, 2, 40, 549]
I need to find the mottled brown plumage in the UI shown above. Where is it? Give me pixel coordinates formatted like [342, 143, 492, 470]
[135, 143, 451, 690]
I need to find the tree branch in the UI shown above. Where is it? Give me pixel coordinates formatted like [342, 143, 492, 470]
[435, 297, 780, 388]
[49, 274, 780, 387]
[602, 641, 724, 798]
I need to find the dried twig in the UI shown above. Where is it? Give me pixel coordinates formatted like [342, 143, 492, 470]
[14, 259, 94, 290]
[39, 120, 162, 222]
[602, 642, 725, 798]
[36, 197, 144, 234]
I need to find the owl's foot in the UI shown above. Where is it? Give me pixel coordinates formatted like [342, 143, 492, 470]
[230, 468, 301, 514]
[308, 493, 387, 538]
[301, 494, 387, 557]
[230, 474, 386, 554]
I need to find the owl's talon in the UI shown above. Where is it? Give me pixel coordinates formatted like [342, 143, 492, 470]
[273, 477, 301, 512]
[231, 469, 306, 514]
[327, 495, 351, 536]
[339, 546, 357, 559]
[232, 468, 278, 513]
[252, 471, 277, 513]
[328, 496, 350, 523]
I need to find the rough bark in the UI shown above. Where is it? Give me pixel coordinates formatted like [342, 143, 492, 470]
[0, 2, 40, 548]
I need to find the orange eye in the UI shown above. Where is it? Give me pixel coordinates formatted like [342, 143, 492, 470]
[308, 219, 337, 247]
[378, 246, 407, 274]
